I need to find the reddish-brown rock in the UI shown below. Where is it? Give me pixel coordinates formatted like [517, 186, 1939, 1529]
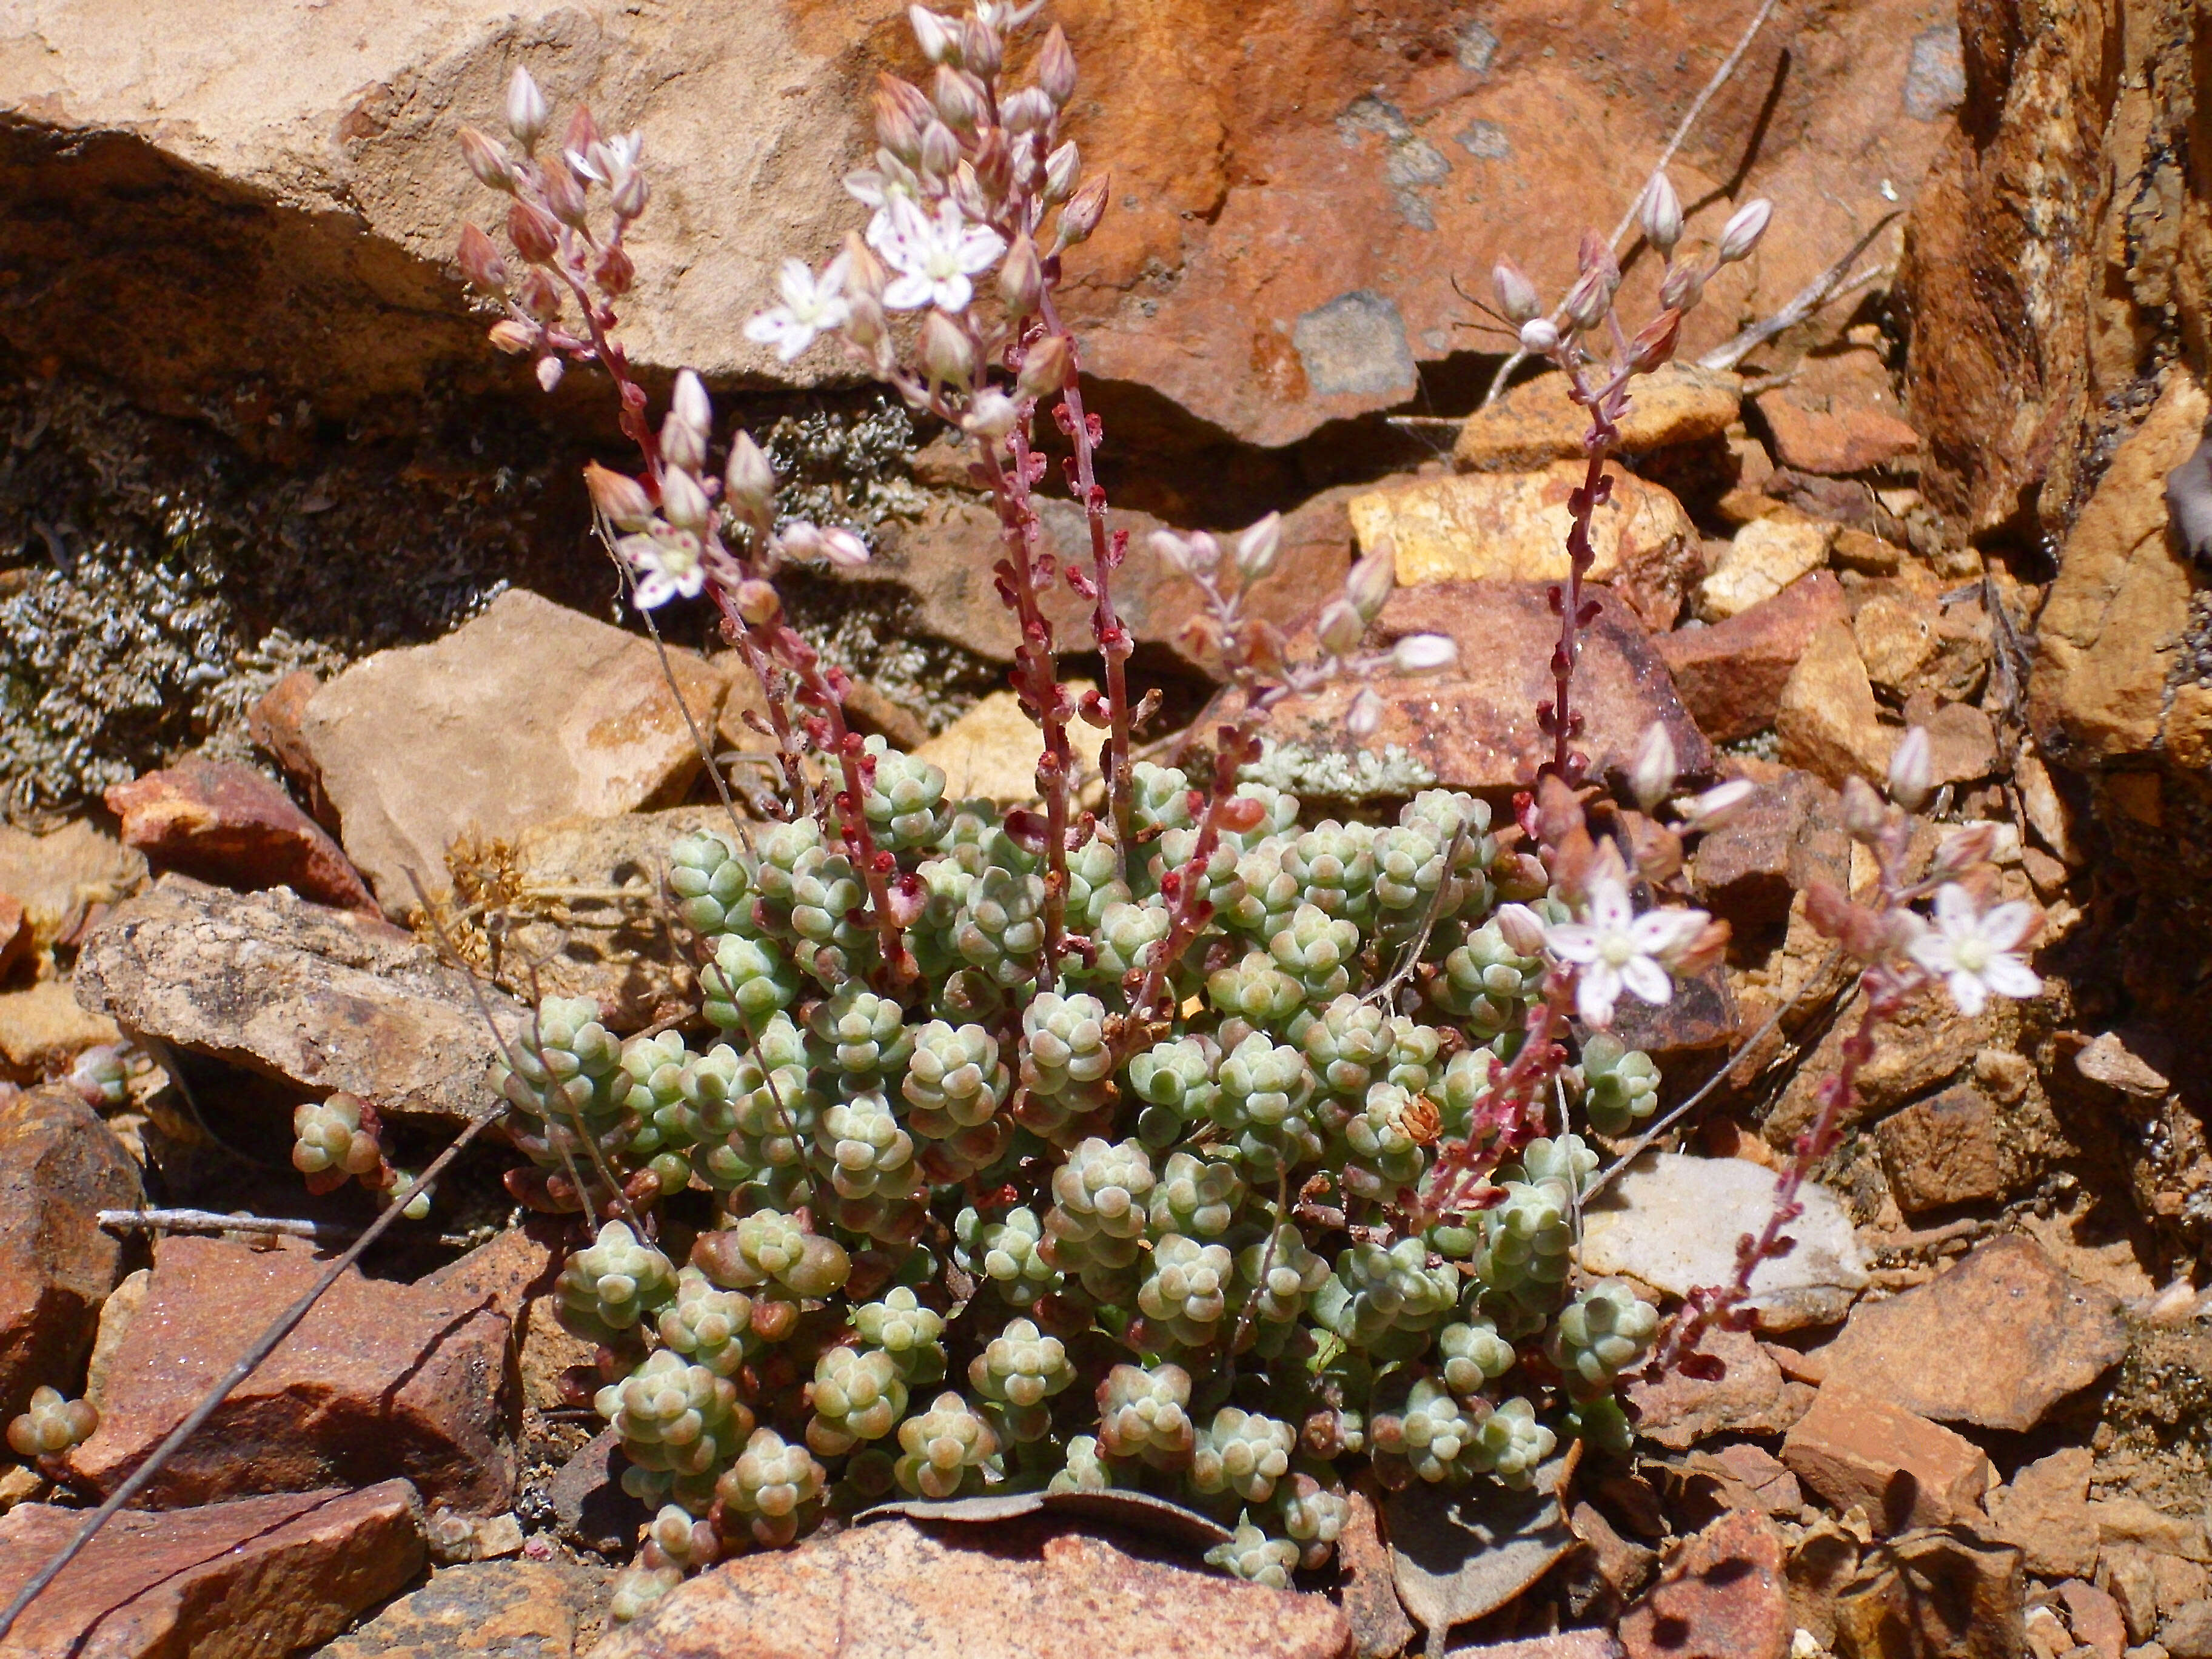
[69, 1234, 516, 1512]
[1831, 1532, 2026, 1659]
[0, 1481, 423, 1659]
[1780, 1384, 1994, 1534]
[314, 1558, 606, 1659]
[595, 1516, 1352, 1659]
[1454, 366, 1741, 473]
[104, 756, 378, 915]
[0, 1084, 141, 1421]
[1872, 1084, 2011, 1213]
[1689, 767, 1850, 931]
[1656, 572, 1849, 743]
[1338, 1492, 1415, 1659]
[1623, 1326, 1807, 1452]
[1985, 1448, 2099, 1579]
[0, 893, 28, 980]
[1754, 349, 1921, 478]
[1811, 1235, 2128, 1432]
[249, 668, 332, 824]
[1618, 1509, 1792, 1659]
[2060, 1578, 2128, 1659]
[1246, 582, 1709, 793]
[1450, 1637, 1623, 1659]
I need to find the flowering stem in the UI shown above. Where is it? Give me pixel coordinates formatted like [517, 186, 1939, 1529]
[1037, 295, 1136, 880]
[1414, 972, 1573, 1224]
[1544, 366, 1629, 784]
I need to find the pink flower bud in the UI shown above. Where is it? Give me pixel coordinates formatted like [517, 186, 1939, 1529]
[457, 223, 508, 290]
[488, 320, 537, 355]
[819, 528, 872, 569]
[457, 127, 515, 192]
[1888, 725, 1933, 810]
[1493, 903, 1547, 956]
[908, 5, 956, 63]
[1933, 820, 2001, 875]
[1316, 598, 1364, 658]
[1629, 308, 1682, 374]
[593, 246, 634, 296]
[516, 267, 561, 323]
[1016, 331, 1071, 400]
[1346, 544, 1395, 621]
[958, 15, 1002, 78]
[1561, 266, 1613, 332]
[920, 120, 962, 181]
[1639, 173, 1684, 255]
[873, 84, 923, 162]
[1236, 513, 1282, 583]
[920, 309, 977, 385]
[1346, 686, 1384, 740]
[845, 291, 889, 349]
[583, 462, 654, 531]
[1149, 529, 1195, 576]
[1056, 175, 1108, 249]
[1717, 198, 1773, 263]
[1000, 87, 1054, 135]
[565, 105, 599, 156]
[672, 371, 712, 443]
[504, 67, 550, 150]
[725, 431, 776, 518]
[964, 388, 1018, 441]
[1037, 25, 1078, 106]
[778, 523, 825, 563]
[1658, 259, 1706, 312]
[540, 158, 587, 227]
[505, 198, 560, 264]
[610, 167, 649, 221]
[1518, 317, 1560, 355]
[1000, 234, 1044, 314]
[933, 65, 984, 133]
[535, 355, 565, 393]
[1628, 720, 1677, 810]
[660, 466, 711, 535]
[1043, 140, 1080, 203]
[1391, 633, 1457, 675]
[1671, 778, 1755, 831]
[1840, 775, 1887, 842]
[1492, 258, 1541, 324]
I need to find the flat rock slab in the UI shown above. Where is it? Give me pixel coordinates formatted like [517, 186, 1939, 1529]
[0, 1083, 141, 1418]
[1810, 1234, 2128, 1432]
[104, 756, 377, 915]
[0, 1481, 423, 1659]
[1780, 1384, 1994, 1534]
[1579, 1152, 1869, 1330]
[1619, 1509, 1792, 1659]
[315, 1559, 606, 1659]
[1453, 365, 1741, 472]
[595, 1515, 1352, 1659]
[1657, 572, 1849, 743]
[73, 873, 526, 1125]
[69, 1234, 515, 1512]
[300, 589, 732, 910]
[1248, 583, 1710, 794]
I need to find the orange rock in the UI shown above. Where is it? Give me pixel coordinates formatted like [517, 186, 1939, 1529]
[1619, 1509, 1792, 1659]
[1780, 1384, 1994, 1533]
[1657, 571, 1849, 742]
[105, 756, 378, 916]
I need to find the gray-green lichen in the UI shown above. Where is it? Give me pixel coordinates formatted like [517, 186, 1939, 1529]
[1241, 739, 1438, 801]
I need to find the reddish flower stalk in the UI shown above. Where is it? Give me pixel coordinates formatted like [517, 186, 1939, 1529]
[1413, 974, 1574, 1224]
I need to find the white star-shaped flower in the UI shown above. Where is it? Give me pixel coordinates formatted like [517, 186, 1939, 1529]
[619, 530, 706, 610]
[566, 131, 643, 186]
[743, 253, 852, 362]
[1907, 883, 2042, 1016]
[873, 195, 1006, 314]
[1544, 876, 1708, 1029]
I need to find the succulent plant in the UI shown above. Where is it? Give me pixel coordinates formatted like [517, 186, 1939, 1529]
[7, 1386, 97, 1457]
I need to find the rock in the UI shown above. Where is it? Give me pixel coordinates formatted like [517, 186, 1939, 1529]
[1986, 1449, 2099, 1578]
[1248, 582, 1711, 794]
[1830, 1531, 2025, 1659]
[105, 757, 377, 916]
[1618, 1509, 1792, 1659]
[2155, 1560, 2212, 1623]
[1776, 620, 1894, 785]
[1566, 1500, 1659, 1608]
[73, 874, 528, 1126]
[2029, 371, 2205, 766]
[1689, 768, 1850, 931]
[1754, 351, 1922, 477]
[300, 590, 732, 910]
[1872, 1084, 2012, 1212]
[1810, 1235, 2129, 1432]
[2, 0, 1952, 454]
[1339, 1492, 1416, 1659]
[0, 820, 146, 950]
[1906, 696, 1999, 789]
[314, 1559, 605, 1659]
[594, 1515, 1352, 1659]
[83, 1266, 151, 1414]
[0, 1481, 423, 1659]
[1765, 979, 1991, 1144]
[2076, 1030, 2174, 1098]
[2166, 1601, 2212, 1659]
[0, 979, 122, 1082]
[913, 686, 1108, 804]
[547, 1427, 645, 1557]
[1580, 1152, 1870, 1330]
[1780, 1385, 1995, 1533]
[0, 1084, 141, 1419]
[1600, 960, 1740, 1059]
[2089, 1498, 2212, 1564]
[1852, 588, 1943, 697]
[2062, 1580, 2130, 1659]
[1696, 516, 1836, 622]
[1448, 1637, 1623, 1659]
[1656, 572, 1850, 742]
[250, 668, 334, 825]
[1453, 366, 1742, 472]
[448, 806, 736, 1033]
[0, 893, 28, 980]
[425, 1221, 595, 1439]
[69, 1233, 516, 1512]
[1901, 0, 2208, 537]
[1624, 1326, 1809, 1450]
[1703, 1444, 1804, 1515]
[1350, 462, 1698, 630]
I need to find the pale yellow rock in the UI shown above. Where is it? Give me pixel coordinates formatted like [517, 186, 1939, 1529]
[1452, 364, 1742, 471]
[2162, 680, 2212, 770]
[914, 685, 1106, 804]
[0, 979, 121, 1077]
[0, 822, 146, 947]
[1351, 461, 1697, 628]
[1697, 514, 1837, 620]
[1777, 620, 1894, 785]
[2029, 369, 2205, 763]
[1852, 590, 1940, 695]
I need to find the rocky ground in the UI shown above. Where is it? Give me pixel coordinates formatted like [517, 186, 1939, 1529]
[1, 0, 2209, 1655]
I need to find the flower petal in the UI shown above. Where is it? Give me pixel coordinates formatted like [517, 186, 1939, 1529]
[1933, 882, 1976, 937]
[933, 273, 974, 313]
[1575, 964, 1620, 1028]
[1977, 900, 2036, 953]
[1906, 933, 1953, 977]
[743, 310, 793, 346]
[882, 272, 934, 310]
[1586, 878, 1632, 935]
[1619, 954, 1673, 1007]
[1545, 923, 1600, 965]
[1944, 969, 1988, 1017]
[1981, 955, 2042, 999]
